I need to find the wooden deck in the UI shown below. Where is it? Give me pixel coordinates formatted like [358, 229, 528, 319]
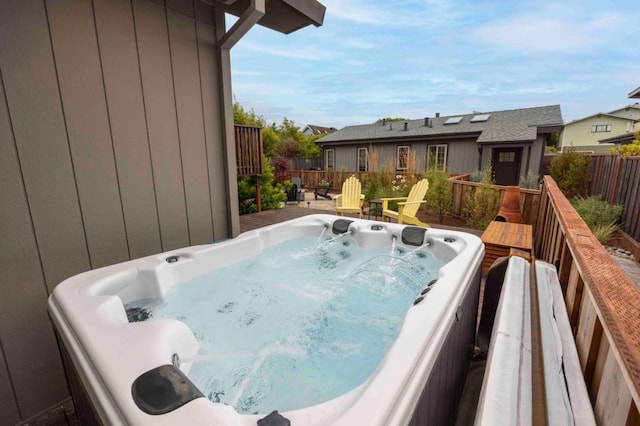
[239, 206, 334, 234]
[239, 205, 483, 236]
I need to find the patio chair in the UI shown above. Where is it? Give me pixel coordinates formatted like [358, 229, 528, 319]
[333, 176, 365, 218]
[381, 178, 430, 227]
[285, 183, 303, 204]
[313, 181, 333, 200]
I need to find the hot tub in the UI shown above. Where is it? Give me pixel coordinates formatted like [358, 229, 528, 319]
[49, 214, 483, 425]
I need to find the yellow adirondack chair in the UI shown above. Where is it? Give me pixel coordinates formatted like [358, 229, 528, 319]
[381, 178, 430, 227]
[333, 176, 365, 218]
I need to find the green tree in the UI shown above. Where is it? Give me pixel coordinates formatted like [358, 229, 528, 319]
[275, 117, 322, 158]
[262, 125, 280, 158]
[233, 101, 265, 127]
[233, 102, 323, 159]
[376, 117, 407, 123]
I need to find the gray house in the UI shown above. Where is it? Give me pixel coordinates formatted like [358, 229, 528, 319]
[317, 105, 563, 186]
[0, 0, 323, 423]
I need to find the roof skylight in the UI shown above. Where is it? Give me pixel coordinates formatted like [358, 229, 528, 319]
[444, 116, 463, 125]
[471, 114, 490, 122]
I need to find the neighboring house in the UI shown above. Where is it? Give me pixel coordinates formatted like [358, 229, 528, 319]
[560, 105, 640, 153]
[317, 105, 562, 186]
[0, 0, 324, 423]
[630, 86, 640, 99]
[303, 124, 337, 136]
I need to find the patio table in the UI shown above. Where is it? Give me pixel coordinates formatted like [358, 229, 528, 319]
[481, 221, 533, 274]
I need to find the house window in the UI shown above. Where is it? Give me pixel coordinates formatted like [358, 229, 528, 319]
[498, 151, 515, 162]
[591, 124, 612, 133]
[396, 146, 410, 170]
[427, 144, 447, 171]
[357, 148, 368, 172]
[325, 149, 335, 170]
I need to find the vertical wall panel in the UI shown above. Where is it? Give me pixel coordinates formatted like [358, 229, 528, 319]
[133, 0, 190, 250]
[93, 0, 162, 259]
[0, 70, 68, 420]
[47, 0, 129, 268]
[214, 10, 241, 236]
[0, 342, 18, 423]
[447, 140, 480, 174]
[168, 10, 214, 245]
[197, 16, 229, 239]
[0, 0, 90, 291]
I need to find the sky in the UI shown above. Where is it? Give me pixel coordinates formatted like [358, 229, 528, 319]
[229, 0, 639, 130]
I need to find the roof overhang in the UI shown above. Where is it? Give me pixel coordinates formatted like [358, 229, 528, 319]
[629, 86, 640, 99]
[536, 124, 564, 134]
[317, 132, 482, 146]
[213, 0, 325, 34]
[598, 132, 636, 145]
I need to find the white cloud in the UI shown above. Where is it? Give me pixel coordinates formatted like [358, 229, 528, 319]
[237, 41, 333, 61]
[473, 12, 626, 53]
[321, 0, 462, 27]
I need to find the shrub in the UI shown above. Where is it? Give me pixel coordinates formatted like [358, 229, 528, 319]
[591, 222, 617, 245]
[570, 196, 622, 230]
[237, 160, 286, 214]
[424, 168, 452, 223]
[548, 151, 591, 197]
[609, 134, 640, 157]
[464, 167, 501, 229]
[468, 169, 483, 182]
[519, 171, 540, 190]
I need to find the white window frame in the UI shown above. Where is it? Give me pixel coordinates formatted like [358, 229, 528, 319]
[357, 147, 368, 172]
[396, 145, 410, 170]
[427, 144, 448, 171]
[591, 124, 612, 133]
[325, 148, 335, 170]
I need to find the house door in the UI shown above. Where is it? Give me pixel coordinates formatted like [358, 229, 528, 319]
[492, 147, 521, 186]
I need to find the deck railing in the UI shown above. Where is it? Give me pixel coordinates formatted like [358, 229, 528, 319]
[448, 174, 541, 230]
[535, 175, 640, 424]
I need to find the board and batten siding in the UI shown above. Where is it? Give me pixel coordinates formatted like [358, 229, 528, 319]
[444, 139, 479, 174]
[0, 0, 233, 421]
[329, 138, 479, 174]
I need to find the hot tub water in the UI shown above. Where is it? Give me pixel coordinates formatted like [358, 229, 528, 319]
[126, 234, 445, 415]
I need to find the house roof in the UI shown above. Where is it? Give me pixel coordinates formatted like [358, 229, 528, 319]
[317, 105, 562, 145]
[565, 112, 635, 125]
[629, 86, 640, 99]
[598, 132, 636, 145]
[217, 0, 326, 34]
[304, 124, 337, 135]
[607, 104, 640, 116]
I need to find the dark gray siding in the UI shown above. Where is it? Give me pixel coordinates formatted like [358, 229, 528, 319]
[529, 135, 545, 176]
[0, 0, 230, 421]
[94, 0, 163, 259]
[444, 140, 479, 174]
[333, 145, 357, 170]
[330, 139, 478, 174]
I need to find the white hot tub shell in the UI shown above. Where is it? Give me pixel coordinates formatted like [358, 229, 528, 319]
[48, 215, 484, 425]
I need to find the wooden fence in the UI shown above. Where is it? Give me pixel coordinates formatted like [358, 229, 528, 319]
[587, 155, 640, 241]
[235, 125, 263, 176]
[536, 175, 640, 425]
[448, 174, 542, 230]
